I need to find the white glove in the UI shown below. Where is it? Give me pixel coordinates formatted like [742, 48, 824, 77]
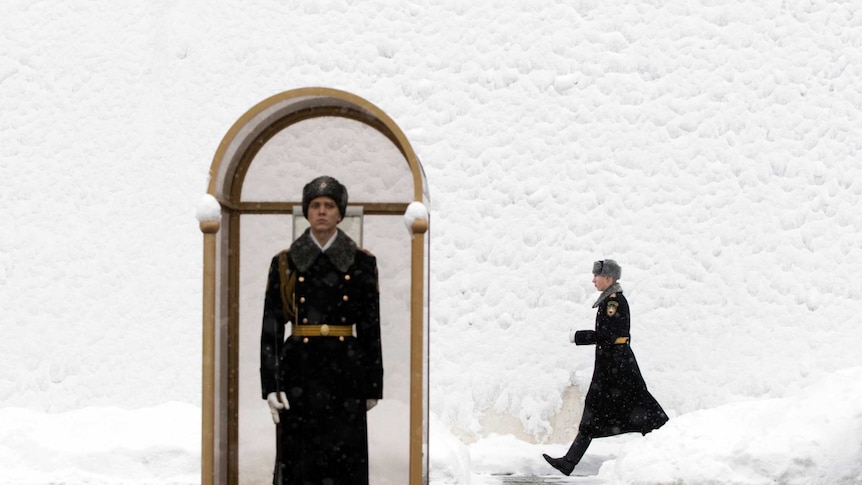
[267, 392, 290, 424]
[366, 399, 378, 411]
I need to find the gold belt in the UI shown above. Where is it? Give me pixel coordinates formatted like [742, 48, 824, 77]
[292, 324, 353, 337]
[614, 337, 630, 344]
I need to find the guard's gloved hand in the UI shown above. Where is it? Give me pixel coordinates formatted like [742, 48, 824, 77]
[267, 391, 290, 424]
[366, 399, 378, 411]
[573, 330, 597, 345]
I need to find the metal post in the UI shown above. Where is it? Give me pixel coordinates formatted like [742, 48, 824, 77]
[409, 218, 429, 484]
[200, 219, 220, 485]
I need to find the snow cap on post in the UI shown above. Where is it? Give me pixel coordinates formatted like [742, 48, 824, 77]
[593, 259, 621, 280]
[302, 175, 348, 219]
[403, 201, 429, 238]
[196, 194, 222, 234]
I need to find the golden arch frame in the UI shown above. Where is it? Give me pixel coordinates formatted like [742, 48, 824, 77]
[199, 87, 429, 485]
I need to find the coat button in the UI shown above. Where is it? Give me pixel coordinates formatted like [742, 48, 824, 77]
[342, 295, 349, 302]
[302, 318, 308, 324]
[298, 276, 305, 282]
[320, 324, 330, 336]
[339, 336, 345, 342]
[300, 297, 306, 303]
[302, 337, 309, 344]
[344, 274, 351, 281]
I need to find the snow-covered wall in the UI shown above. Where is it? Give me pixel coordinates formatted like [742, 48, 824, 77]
[3, 0, 861, 450]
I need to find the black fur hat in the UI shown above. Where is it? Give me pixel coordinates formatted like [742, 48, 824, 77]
[592, 259, 622, 280]
[302, 176, 348, 219]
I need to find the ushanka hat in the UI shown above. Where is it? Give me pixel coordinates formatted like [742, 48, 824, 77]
[592, 259, 622, 280]
[302, 175, 348, 219]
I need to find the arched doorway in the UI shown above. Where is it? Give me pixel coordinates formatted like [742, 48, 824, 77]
[198, 87, 430, 485]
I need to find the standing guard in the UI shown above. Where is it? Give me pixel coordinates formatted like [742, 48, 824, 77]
[260, 175, 383, 484]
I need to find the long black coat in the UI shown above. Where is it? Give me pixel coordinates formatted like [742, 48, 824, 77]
[260, 229, 383, 485]
[574, 290, 668, 438]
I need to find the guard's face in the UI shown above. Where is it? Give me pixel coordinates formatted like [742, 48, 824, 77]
[592, 274, 614, 292]
[308, 196, 341, 233]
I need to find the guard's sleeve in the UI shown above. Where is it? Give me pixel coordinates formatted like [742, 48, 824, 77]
[260, 256, 286, 399]
[574, 330, 597, 345]
[594, 295, 631, 345]
[356, 253, 384, 400]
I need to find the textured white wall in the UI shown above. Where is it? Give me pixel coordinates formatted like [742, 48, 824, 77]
[2, 1, 861, 446]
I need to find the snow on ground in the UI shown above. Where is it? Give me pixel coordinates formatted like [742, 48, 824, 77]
[2, 0, 862, 484]
[0, 403, 199, 485]
[457, 367, 862, 484]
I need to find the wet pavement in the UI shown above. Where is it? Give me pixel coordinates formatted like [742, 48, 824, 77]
[498, 477, 572, 484]
[494, 474, 606, 484]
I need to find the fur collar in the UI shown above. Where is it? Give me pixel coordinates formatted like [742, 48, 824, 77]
[290, 228, 357, 273]
[592, 282, 623, 308]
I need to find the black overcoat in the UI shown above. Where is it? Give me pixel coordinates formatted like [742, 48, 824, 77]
[260, 229, 383, 485]
[574, 290, 668, 438]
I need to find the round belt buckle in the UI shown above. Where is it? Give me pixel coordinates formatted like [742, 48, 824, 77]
[320, 324, 330, 336]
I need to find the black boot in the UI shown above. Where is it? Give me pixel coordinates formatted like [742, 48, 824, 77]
[543, 433, 592, 476]
[565, 434, 592, 464]
[542, 453, 575, 476]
